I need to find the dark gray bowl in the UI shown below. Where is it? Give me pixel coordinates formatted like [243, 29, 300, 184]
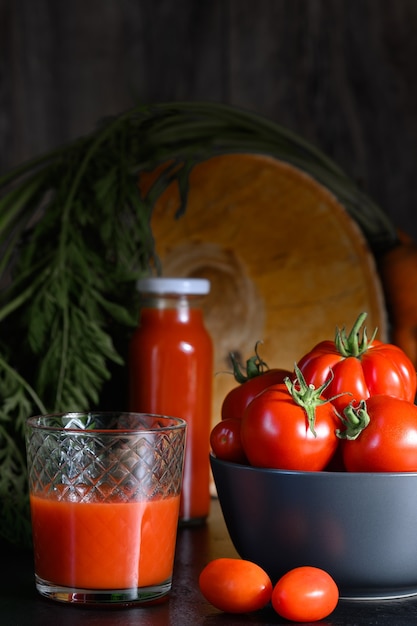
[210, 454, 417, 600]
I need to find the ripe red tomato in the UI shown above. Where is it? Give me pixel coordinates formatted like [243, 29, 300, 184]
[297, 312, 417, 414]
[210, 418, 247, 464]
[221, 342, 291, 420]
[340, 394, 417, 471]
[221, 368, 291, 420]
[241, 372, 339, 471]
[271, 566, 339, 622]
[198, 558, 272, 613]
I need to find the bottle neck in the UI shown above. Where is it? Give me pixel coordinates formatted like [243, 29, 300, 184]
[139, 294, 205, 325]
[139, 294, 203, 311]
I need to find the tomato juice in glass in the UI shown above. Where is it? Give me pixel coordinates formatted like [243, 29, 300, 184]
[30, 492, 180, 591]
[26, 412, 186, 606]
[129, 278, 213, 525]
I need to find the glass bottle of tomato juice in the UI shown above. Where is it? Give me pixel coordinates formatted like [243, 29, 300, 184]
[129, 277, 213, 525]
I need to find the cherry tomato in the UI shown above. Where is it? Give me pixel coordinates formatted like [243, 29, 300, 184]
[241, 372, 339, 471]
[210, 418, 247, 464]
[271, 566, 339, 622]
[222, 368, 291, 420]
[297, 312, 417, 414]
[340, 394, 417, 471]
[198, 558, 272, 613]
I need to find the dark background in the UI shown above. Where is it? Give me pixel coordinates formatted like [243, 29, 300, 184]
[1, 0, 416, 241]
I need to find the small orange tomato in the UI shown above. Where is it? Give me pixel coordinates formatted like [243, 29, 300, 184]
[199, 558, 272, 613]
[271, 566, 339, 622]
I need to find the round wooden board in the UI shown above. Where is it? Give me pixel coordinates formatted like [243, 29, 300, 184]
[145, 153, 387, 427]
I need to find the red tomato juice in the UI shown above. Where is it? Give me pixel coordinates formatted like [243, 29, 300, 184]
[30, 493, 180, 589]
[129, 306, 213, 521]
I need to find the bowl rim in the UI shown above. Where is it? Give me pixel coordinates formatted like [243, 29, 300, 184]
[209, 452, 417, 478]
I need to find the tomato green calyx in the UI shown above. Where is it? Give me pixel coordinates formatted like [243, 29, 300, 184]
[229, 341, 269, 383]
[285, 365, 335, 437]
[335, 312, 378, 358]
[336, 399, 370, 440]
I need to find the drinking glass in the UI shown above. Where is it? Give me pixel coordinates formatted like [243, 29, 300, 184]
[26, 411, 186, 606]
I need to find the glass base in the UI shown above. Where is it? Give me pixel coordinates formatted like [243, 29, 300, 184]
[35, 575, 172, 606]
[179, 515, 207, 528]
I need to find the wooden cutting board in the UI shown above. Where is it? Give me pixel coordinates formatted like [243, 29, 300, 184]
[143, 153, 387, 427]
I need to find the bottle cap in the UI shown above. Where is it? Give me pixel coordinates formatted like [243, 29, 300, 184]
[136, 277, 211, 295]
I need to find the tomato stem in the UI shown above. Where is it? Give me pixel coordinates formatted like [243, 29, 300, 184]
[336, 399, 370, 440]
[229, 341, 269, 383]
[335, 312, 378, 358]
[285, 364, 335, 437]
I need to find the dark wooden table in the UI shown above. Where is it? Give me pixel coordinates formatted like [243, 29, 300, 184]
[3, 499, 417, 625]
